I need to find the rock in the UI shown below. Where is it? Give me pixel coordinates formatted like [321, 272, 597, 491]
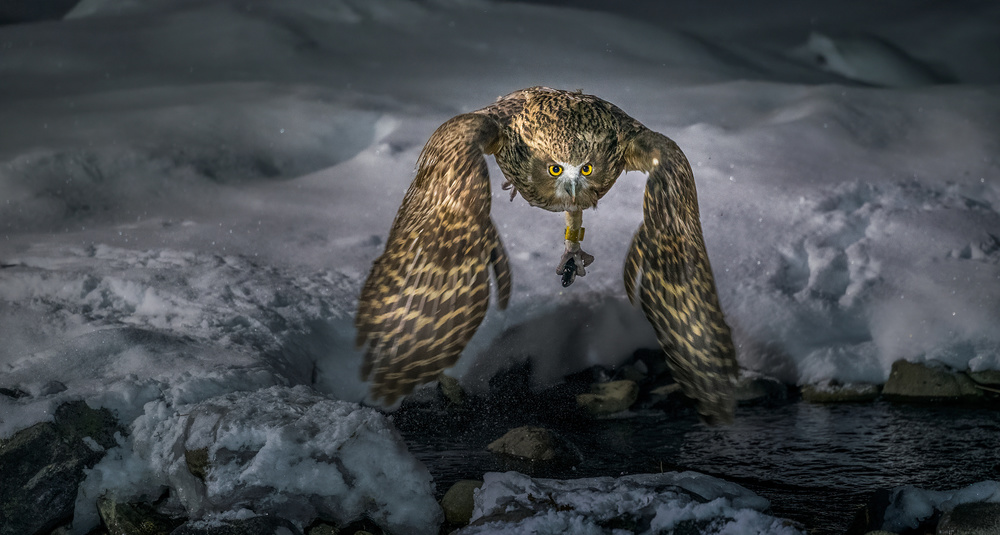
[438, 374, 465, 406]
[882, 360, 984, 402]
[0, 387, 28, 398]
[487, 426, 579, 466]
[304, 522, 338, 535]
[735, 371, 788, 405]
[98, 496, 183, 535]
[441, 480, 483, 526]
[802, 382, 881, 403]
[0, 401, 125, 535]
[615, 361, 648, 383]
[185, 448, 210, 482]
[938, 502, 1000, 535]
[170, 515, 303, 535]
[969, 370, 1000, 387]
[576, 380, 638, 416]
[844, 489, 891, 535]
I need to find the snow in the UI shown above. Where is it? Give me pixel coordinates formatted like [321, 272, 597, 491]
[880, 480, 1000, 533]
[455, 471, 802, 535]
[74, 385, 442, 534]
[0, 0, 998, 531]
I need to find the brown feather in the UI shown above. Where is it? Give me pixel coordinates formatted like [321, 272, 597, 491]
[623, 129, 738, 424]
[355, 113, 510, 403]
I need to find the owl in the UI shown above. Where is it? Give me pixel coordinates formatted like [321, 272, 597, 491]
[355, 87, 738, 424]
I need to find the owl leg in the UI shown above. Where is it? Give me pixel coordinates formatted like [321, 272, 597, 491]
[556, 210, 594, 286]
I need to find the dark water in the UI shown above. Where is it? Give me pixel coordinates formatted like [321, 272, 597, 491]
[396, 401, 1000, 534]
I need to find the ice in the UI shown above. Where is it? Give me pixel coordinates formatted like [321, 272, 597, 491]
[455, 471, 801, 535]
[1, 0, 999, 530]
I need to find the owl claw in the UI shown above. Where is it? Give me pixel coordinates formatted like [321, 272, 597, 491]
[556, 244, 594, 286]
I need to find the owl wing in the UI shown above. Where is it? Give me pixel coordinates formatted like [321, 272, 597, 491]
[356, 113, 512, 404]
[623, 128, 738, 424]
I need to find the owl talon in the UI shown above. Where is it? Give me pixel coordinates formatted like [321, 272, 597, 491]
[556, 245, 594, 286]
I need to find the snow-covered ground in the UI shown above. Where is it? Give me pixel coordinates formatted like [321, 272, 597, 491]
[457, 471, 803, 535]
[1, 0, 998, 532]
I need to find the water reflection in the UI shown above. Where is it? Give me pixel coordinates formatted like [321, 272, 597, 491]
[398, 401, 1000, 534]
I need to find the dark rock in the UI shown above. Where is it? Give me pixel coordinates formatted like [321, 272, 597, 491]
[802, 382, 881, 403]
[441, 480, 483, 526]
[185, 448, 210, 482]
[576, 380, 639, 416]
[844, 488, 891, 535]
[40, 380, 69, 396]
[303, 522, 338, 535]
[735, 372, 788, 405]
[438, 374, 465, 406]
[0, 386, 29, 399]
[0, 401, 125, 535]
[883, 360, 984, 402]
[630, 348, 670, 380]
[614, 361, 649, 383]
[938, 502, 1000, 535]
[98, 496, 184, 535]
[487, 426, 580, 468]
[170, 515, 303, 535]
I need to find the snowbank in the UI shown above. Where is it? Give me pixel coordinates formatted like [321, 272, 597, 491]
[455, 471, 802, 535]
[74, 385, 442, 534]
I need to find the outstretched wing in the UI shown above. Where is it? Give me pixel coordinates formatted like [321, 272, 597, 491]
[356, 113, 512, 404]
[623, 128, 738, 424]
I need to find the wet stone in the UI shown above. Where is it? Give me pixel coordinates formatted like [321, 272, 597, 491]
[441, 479, 484, 526]
[98, 496, 183, 535]
[487, 425, 580, 466]
[883, 360, 984, 402]
[937, 502, 1000, 535]
[576, 380, 638, 416]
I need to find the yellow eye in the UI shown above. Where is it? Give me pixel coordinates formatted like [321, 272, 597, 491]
[548, 164, 563, 177]
[581, 163, 593, 176]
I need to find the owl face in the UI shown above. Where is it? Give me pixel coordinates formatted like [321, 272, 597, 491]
[526, 151, 612, 211]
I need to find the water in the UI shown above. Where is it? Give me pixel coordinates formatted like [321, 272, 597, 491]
[395, 400, 1000, 534]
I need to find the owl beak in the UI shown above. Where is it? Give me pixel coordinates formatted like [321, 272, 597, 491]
[564, 180, 577, 203]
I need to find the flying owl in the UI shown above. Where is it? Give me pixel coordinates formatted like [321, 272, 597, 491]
[355, 87, 738, 424]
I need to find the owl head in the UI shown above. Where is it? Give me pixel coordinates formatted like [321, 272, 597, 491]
[510, 91, 627, 212]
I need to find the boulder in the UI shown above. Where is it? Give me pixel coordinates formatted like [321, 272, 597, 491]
[937, 502, 1000, 535]
[882, 360, 984, 402]
[0, 401, 125, 535]
[487, 426, 579, 466]
[98, 496, 183, 535]
[576, 380, 638, 416]
[441, 480, 484, 526]
[802, 382, 881, 403]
